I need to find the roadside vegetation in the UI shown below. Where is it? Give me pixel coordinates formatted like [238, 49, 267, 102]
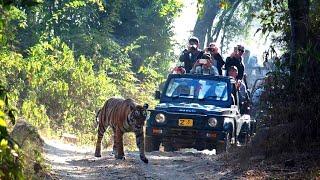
[195, 0, 320, 178]
[1, 0, 181, 178]
[1, 0, 181, 141]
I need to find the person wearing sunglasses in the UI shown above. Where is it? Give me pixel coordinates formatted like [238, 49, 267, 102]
[225, 45, 245, 80]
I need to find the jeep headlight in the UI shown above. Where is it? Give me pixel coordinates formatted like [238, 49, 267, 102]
[208, 118, 218, 127]
[155, 113, 166, 123]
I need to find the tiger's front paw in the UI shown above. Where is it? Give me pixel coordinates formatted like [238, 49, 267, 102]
[140, 155, 148, 164]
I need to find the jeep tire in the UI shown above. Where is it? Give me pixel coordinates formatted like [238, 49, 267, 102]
[145, 136, 161, 152]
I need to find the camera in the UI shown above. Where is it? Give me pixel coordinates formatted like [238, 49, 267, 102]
[207, 47, 214, 52]
[199, 59, 208, 64]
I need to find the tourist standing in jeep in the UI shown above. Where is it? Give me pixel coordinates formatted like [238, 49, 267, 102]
[190, 53, 219, 75]
[225, 45, 245, 80]
[228, 66, 249, 114]
[179, 36, 204, 73]
[206, 42, 225, 75]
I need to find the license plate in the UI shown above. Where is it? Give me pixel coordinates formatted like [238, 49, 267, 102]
[179, 119, 193, 127]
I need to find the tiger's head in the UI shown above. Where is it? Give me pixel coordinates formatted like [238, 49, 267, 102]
[129, 103, 149, 130]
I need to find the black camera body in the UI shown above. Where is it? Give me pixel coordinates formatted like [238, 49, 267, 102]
[207, 47, 214, 52]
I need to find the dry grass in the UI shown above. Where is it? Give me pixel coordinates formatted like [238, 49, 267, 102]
[219, 138, 320, 179]
[10, 119, 52, 179]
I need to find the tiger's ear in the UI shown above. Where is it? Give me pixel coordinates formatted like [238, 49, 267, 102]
[143, 103, 149, 110]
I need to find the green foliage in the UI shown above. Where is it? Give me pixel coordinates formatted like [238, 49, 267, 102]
[159, 0, 182, 17]
[137, 53, 167, 105]
[254, 0, 320, 151]
[219, 0, 231, 10]
[256, 0, 290, 49]
[0, 86, 24, 180]
[1, 0, 178, 151]
[196, 0, 205, 16]
[13, 0, 181, 75]
[0, 3, 25, 48]
[0, 0, 41, 49]
[258, 0, 289, 34]
[257, 0, 320, 63]
[112, 0, 181, 72]
[0, 0, 181, 176]
[19, 39, 121, 135]
[1, 36, 163, 147]
[21, 97, 49, 129]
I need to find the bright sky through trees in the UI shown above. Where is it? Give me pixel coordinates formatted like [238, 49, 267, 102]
[172, 0, 272, 65]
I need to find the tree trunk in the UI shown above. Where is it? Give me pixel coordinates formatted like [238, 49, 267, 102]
[193, 0, 220, 49]
[220, 29, 226, 53]
[288, 0, 310, 72]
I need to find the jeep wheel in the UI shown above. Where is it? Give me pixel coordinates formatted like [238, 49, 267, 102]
[216, 132, 231, 154]
[145, 136, 161, 152]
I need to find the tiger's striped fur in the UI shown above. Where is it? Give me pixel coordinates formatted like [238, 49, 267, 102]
[94, 98, 149, 163]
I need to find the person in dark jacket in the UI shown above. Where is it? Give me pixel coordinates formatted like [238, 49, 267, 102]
[179, 36, 203, 73]
[228, 66, 249, 114]
[225, 45, 245, 80]
[206, 42, 225, 75]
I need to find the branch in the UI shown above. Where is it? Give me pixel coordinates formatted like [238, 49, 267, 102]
[212, 0, 243, 42]
[211, 7, 232, 42]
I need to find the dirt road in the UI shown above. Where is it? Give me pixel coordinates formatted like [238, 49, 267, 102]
[44, 139, 237, 180]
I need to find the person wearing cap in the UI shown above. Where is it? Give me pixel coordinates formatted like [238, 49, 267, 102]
[179, 36, 204, 73]
[225, 45, 245, 80]
[190, 53, 219, 75]
[205, 42, 225, 75]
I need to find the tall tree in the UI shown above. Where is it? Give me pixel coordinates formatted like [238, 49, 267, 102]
[193, 0, 220, 48]
[288, 0, 310, 72]
[193, 0, 260, 51]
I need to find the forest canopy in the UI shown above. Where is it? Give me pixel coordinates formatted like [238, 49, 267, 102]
[0, 0, 182, 146]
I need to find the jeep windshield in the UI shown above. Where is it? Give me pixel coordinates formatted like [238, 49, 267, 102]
[165, 77, 228, 101]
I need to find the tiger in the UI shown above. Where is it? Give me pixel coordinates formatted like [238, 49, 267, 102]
[94, 98, 149, 163]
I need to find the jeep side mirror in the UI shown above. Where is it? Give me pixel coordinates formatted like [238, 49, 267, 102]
[155, 90, 161, 100]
